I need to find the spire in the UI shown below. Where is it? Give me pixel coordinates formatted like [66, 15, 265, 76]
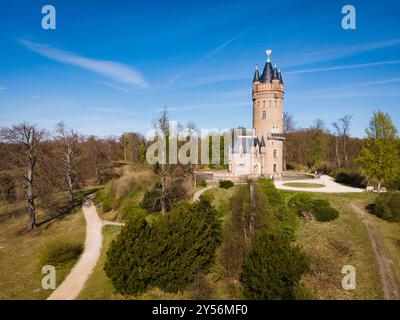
[272, 63, 279, 81]
[261, 49, 274, 83]
[278, 67, 283, 84]
[253, 64, 260, 82]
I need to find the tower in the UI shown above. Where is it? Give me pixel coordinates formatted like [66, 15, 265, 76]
[252, 49, 285, 176]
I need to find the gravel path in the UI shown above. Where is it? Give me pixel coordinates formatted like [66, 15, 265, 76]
[275, 175, 364, 193]
[47, 203, 103, 300]
[349, 203, 399, 300]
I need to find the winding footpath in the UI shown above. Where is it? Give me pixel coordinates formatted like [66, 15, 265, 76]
[349, 203, 399, 300]
[48, 203, 103, 300]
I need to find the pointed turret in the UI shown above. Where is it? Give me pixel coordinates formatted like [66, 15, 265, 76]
[253, 64, 260, 82]
[278, 67, 283, 84]
[272, 63, 279, 81]
[261, 49, 274, 83]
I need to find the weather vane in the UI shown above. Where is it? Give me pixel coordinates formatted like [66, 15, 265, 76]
[266, 49, 272, 62]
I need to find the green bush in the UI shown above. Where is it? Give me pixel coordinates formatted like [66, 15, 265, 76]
[240, 232, 309, 300]
[104, 198, 221, 295]
[39, 239, 83, 267]
[258, 178, 284, 206]
[197, 179, 207, 187]
[219, 180, 234, 189]
[369, 192, 400, 222]
[333, 169, 367, 188]
[287, 193, 314, 217]
[312, 199, 339, 222]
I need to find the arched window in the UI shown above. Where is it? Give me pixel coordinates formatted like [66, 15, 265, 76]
[262, 111, 266, 119]
[263, 100, 266, 108]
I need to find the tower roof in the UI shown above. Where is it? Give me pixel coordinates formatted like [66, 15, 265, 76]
[278, 68, 283, 84]
[260, 61, 274, 83]
[253, 64, 260, 82]
[272, 64, 279, 81]
[254, 49, 284, 85]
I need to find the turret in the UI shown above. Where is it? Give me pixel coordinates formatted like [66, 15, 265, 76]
[253, 64, 260, 82]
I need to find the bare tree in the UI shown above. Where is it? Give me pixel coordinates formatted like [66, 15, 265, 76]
[153, 107, 170, 214]
[0, 123, 46, 230]
[339, 115, 352, 167]
[55, 122, 80, 201]
[283, 112, 295, 134]
[332, 122, 342, 168]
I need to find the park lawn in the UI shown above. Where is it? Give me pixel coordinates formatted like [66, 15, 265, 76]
[282, 182, 324, 188]
[281, 191, 383, 299]
[348, 194, 400, 290]
[0, 204, 85, 300]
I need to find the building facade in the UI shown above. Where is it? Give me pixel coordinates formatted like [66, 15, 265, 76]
[229, 50, 285, 177]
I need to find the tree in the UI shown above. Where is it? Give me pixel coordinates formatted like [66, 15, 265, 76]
[55, 122, 80, 201]
[105, 199, 221, 295]
[0, 123, 46, 230]
[358, 111, 399, 192]
[308, 119, 327, 169]
[283, 112, 295, 134]
[332, 121, 342, 168]
[240, 232, 309, 300]
[0, 172, 16, 203]
[339, 115, 352, 167]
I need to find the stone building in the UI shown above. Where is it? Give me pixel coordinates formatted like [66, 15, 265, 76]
[228, 49, 285, 177]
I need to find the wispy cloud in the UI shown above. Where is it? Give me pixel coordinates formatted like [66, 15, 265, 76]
[0, 86, 5, 91]
[284, 38, 400, 67]
[286, 59, 400, 75]
[167, 21, 263, 86]
[31, 95, 40, 100]
[19, 39, 149, 88]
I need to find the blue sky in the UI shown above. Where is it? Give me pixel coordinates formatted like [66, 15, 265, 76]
[0, 0, 399, 138]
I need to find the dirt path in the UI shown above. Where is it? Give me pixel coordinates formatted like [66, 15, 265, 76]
[48, 203, 103, 300]
[349, 203, 399, 300]
[193, 186, 214, 202]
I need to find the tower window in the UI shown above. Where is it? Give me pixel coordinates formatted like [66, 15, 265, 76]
[273, 149, 277, 158]
[273, 164, 277, 172]
[263, 100, 266, 108]
[275, 100, 277, 108]
[262, 111, 266, 119]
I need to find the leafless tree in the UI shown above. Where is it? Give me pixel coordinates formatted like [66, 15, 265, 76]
[0, 123, 46, 230]
[153, 107, 170, 214]
[339, 115, 352, 167]
[283, 112, 295, 134]
[55, 122, 80, 201]
[332, 122, 342, 168]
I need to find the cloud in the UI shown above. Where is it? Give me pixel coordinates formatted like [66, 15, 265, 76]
[0, 86, 5, 91]
[31, 95, 40, 100]
[284, 38, 400, 67]
[286, 59, 400, 75]
[19, 39, 149, 88]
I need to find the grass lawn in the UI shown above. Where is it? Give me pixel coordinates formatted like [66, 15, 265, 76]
[0, 203, 86, 300]
[283, 182, 324, 188]
[281, 191, 385, 299]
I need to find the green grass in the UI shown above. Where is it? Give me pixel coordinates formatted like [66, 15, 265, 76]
[0, 204, 86, 300]
[283, 191, 384, 299]
[283, 182, 324, 188]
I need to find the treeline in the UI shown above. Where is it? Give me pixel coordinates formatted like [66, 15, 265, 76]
[284, 115, 363, 171]
[284, 112, 400, 190]
[0, 122, 145, 229]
